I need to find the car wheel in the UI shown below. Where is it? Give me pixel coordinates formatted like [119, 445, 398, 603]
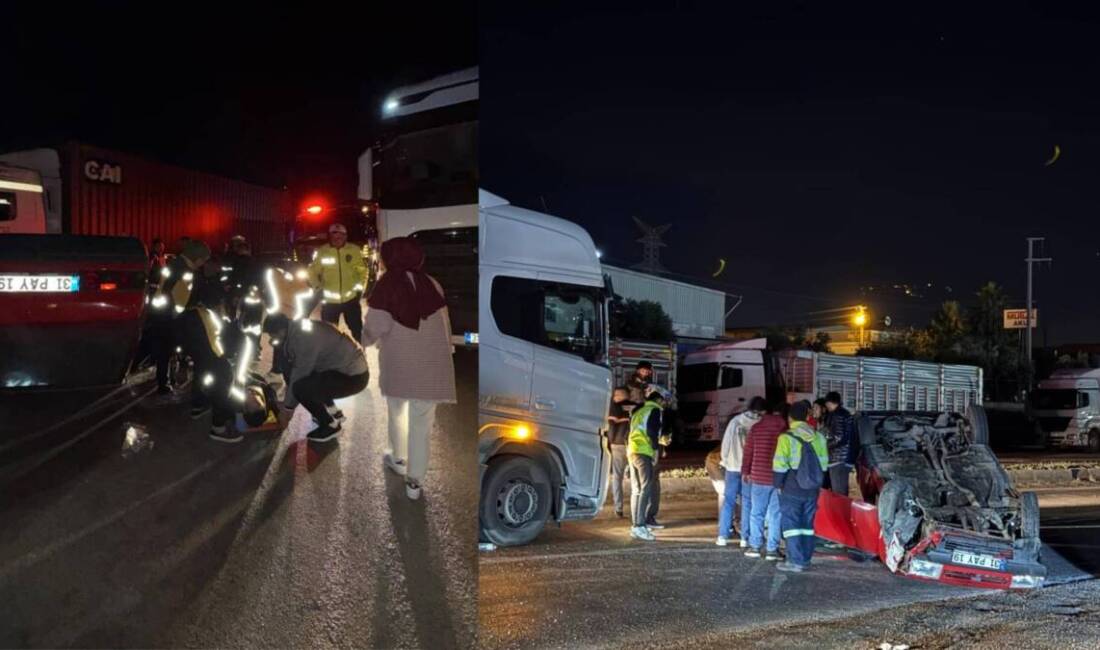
[965, 404, 990, 446]
[480, 456, 553, 547]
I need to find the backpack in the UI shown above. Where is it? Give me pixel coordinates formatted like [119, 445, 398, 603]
[794, 436, 824, 490]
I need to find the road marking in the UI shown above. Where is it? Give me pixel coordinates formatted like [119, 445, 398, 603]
[483, 544, 753, 565]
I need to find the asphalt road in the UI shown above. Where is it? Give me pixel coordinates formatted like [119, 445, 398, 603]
[478, 489, 1098, 650]
[0, 342, 477, 648]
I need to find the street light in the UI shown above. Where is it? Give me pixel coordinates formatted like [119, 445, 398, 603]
[852, 307, 869, 348]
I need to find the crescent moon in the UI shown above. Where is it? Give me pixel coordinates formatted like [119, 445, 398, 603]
[712, 257, 727, 277]
[1044, 145, 1061, 167]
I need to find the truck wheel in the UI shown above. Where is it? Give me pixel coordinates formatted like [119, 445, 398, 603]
[965, 405, 990, 446]
[1089, 430, 1100, 454]
[1020, 491, 1040, 541]
[857, 414, 877, 448]
[480, 456, 553, 547]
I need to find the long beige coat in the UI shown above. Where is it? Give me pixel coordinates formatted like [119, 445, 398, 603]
[361, 275, 457, 403]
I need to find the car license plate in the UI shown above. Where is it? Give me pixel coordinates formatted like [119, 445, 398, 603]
[0, 274, 80, 293]
[951, 550, 1005, 571]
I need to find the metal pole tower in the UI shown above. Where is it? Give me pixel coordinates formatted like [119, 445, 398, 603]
[1025, 237, 1052, 388]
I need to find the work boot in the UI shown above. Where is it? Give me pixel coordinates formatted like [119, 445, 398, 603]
[209, 424, 243, 444]
[306, 422, 341, 443]
[384, 453, 408, 476]
[776, 561, 804, 573]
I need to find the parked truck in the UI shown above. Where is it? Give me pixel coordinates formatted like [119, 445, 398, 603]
[678, 338, 984, 442]
[478, 191, 613, 546]
[0, 142, 292, 252]
[1, 143, 291, 389]
[1029, 368, 1100, 452]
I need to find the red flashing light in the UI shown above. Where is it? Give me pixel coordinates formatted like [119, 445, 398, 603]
[100, 282, 118, 291]
[306, 205, 324, 215]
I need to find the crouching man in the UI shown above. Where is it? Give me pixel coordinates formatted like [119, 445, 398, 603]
[263, 315, 370, 443]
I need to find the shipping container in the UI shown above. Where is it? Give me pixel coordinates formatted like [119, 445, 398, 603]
[0, 142, 293, 254]
[602, 264, 726, 338]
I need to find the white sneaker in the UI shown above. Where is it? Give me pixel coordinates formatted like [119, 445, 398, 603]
[384, 453, 408, 476]
[405, 479, 421, 500]
[716, 537, 729, 547]
[739, 539, 748, 549]
[630, 526, 656, 542]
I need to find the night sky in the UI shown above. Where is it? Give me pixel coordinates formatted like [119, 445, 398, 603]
[6, 3, 476, 208]
[481, 3, 1100, 344]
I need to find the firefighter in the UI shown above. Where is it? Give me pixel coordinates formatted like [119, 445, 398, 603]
[261, 264, 315, 379]
[308, 223, 368, 342]
[148, 239, 212, 395]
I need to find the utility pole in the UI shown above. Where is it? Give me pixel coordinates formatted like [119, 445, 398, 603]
[1025, 237, 1052, 389]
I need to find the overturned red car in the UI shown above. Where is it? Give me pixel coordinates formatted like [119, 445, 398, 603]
[814, 407, 1046, 590]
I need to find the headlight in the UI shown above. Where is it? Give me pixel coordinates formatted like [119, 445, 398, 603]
[908, 558, 944, 580]
[1010, 575, 1044, 589]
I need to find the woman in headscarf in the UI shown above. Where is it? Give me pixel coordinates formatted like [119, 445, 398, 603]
[362, 237, 456, 500]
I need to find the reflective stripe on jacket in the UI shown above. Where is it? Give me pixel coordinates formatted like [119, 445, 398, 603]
[308, 244, 368, 304]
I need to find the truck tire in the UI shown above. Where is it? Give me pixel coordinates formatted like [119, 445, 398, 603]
[857, 414, 877, 448]
[480, 456, 553, 547]
[965, 405, 990, 446]
[1020, 491, 1040, 541]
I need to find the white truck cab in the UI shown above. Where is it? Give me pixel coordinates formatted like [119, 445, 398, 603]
[1030, 369, 1100, 451]
[678, 338, 783, 441]
[0, 164, 47, 234]
[478, 190, 613, 546]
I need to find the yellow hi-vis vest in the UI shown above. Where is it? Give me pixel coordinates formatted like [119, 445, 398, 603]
[628, 401, 660, 458]
[308, 244, 368, 305]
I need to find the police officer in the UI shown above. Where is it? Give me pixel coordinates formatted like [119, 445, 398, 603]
[308, 223, 368, 342]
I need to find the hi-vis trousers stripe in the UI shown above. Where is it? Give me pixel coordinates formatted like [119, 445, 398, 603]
[782, 528, 815, 538]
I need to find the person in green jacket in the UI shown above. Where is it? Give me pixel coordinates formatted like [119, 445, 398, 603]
[772, 400, 829, 572]
[627, 390, 666, 542]
[308, 223, 369, 342]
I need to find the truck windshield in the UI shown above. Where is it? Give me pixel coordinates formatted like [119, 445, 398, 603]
[375, 121, 478, 210]
[1031, 389, 1088, 410]
[680, 362, 720, 394]
[410, 227, 477, 335]
[490, 276, 605, 363]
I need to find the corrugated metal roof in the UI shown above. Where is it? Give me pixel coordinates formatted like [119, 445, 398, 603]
[603, 264, 725, 338]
